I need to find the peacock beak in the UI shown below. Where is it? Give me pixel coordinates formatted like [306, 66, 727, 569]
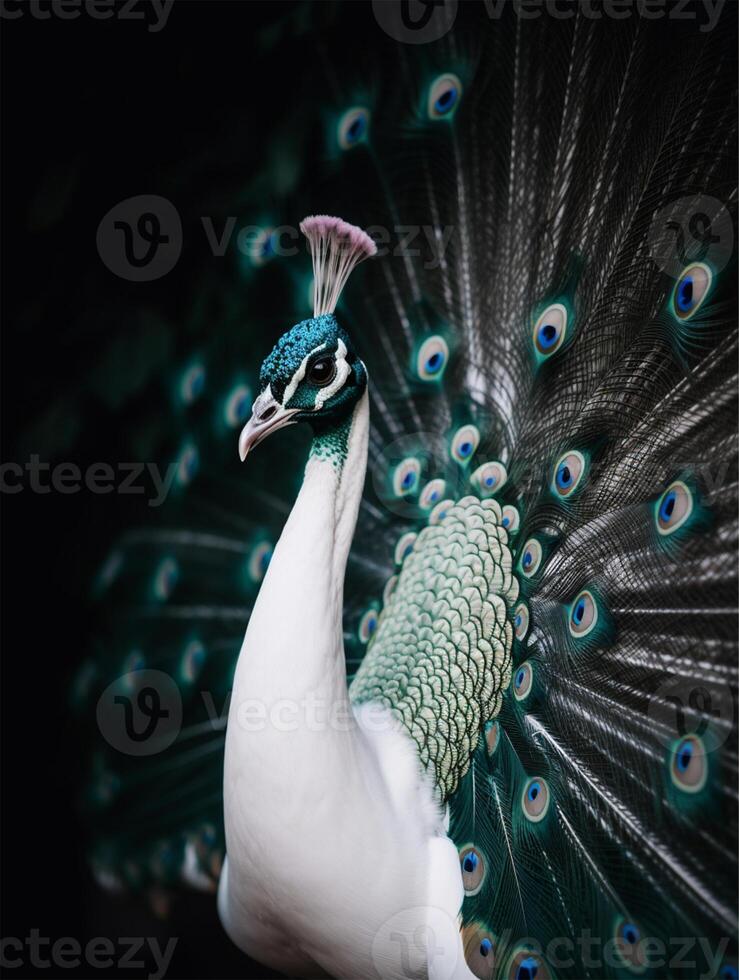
[238, 391, 298, 461]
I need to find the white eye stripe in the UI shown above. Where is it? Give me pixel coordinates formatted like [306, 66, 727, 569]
[281, 343, 328, 406]
[315, 339, 351, 409]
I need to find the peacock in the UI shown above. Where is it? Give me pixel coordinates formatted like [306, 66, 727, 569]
[78, 4, 738, 980]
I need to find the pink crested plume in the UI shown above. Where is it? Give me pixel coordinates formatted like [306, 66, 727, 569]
[300, 215, 377, 317]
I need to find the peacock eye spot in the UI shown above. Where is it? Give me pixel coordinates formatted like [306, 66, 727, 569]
[337, 107, 370, 150]
[462, 923, 497, 979]
[419, 479, 446, 511]
[514, 602, 529, 640]
[533, 303, 568, 358]
[358, 608, 378, 644]
[552, 450, 586, 498]
[392, 459, 422, 499]
[415, 335, 449, 381]
[670, 734, 707, 793]
[517, 957, 539, 980]
[539, 324, 557, 346]
[513, 661, 533, 700]
[521, 777, 549, 821]
[720, 966, 738, 980]
[569, 590, 598, 637]
[506, 948, 551, 980]
[308, 358, 337, 387]
[427, 73, 463, 120]
[672, 262, 712, 319]
[502, 505, 520, 533]
[655, 480, 693, 535]
[450, 424, 480, 465]
[614, 917, 646, 971]
[459, 845, 485, 894]
[519, 538, 542, 577]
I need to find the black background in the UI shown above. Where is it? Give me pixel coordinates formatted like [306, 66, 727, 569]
[0, 2, 355, 976]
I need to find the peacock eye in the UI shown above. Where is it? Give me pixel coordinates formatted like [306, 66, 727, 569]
[720, 965, 738, 980]
[506, 950, 551, 980]
[153, 556, 179, 601]
[613, 918, 646, 972]
[672, 262, 712, 320]
[459, 845, 485, 895]
[471, 461, 507, 496]
[670, 734, 707, 793]
[533, 303, 568, 358]
[248, 541, 273, 583]
[512, 661, 533, 700]
[383, 575, 398, 604]
[519, 538, 542, 577]
[181, 639, 206, 683]
[177, 442, 199, 486]
[513, 602, 529, 640]
[552, 450, 585, 498]
[250, 227, 276, 268]
[180, 362, 206, 405]
[415, 335, 449, 381]
[427, 73, 462, 119]
[308, 358, 337, 387]
[429, 498, 453, 525]
[224, 383, 251, 428]
[392, 457, 422, 497]
[521, 777, 550, 822]
[338, 107, 369, 149]
[394, 531, 417, 566]
[501, 505, 520, 532]
[358, 608, 378, 644]
[569, 590, 598, 637]
[450, 424, 480, 465]
[485, 720, 500, 756]
[419, 478, 446, 510]
[655, 480, 693, 535]
[461, 923, 496, 980]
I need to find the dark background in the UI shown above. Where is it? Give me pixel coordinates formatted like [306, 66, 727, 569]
[1, 2, 364, 976]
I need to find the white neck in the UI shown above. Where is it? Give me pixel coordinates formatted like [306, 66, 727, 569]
[220, 388, 466, 980]
[232, 389, 369, 712]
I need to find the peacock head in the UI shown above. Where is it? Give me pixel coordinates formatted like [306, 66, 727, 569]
[238, 313, 367, 460]
[239, 215, 376, 461]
